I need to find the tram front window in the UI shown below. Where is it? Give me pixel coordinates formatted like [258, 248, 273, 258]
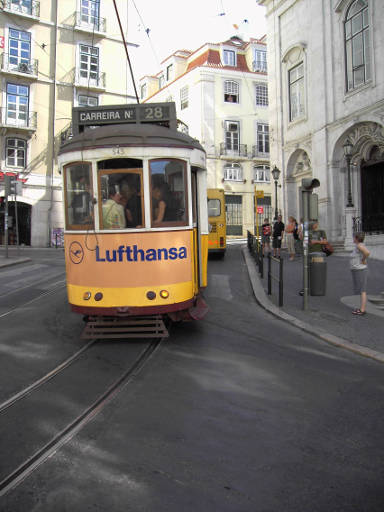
[150, 159, 187, 227]
[208, 199, 221, 217]
[64, 163, 94, 229]
[99, 169, 143, 229]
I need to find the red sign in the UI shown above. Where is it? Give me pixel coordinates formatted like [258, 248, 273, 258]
[0, 37, 4, 49]
[257, 206, 264, 214]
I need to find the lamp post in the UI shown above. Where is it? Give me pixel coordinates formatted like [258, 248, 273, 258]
[343, 139, 354, 207]
[272, 165, 281, 220]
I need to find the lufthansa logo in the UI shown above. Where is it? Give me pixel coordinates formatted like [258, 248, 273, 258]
[69, 241, 84, 264]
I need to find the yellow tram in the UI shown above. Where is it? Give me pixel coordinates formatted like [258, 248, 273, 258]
[207, 188, 226, 257]
[58, 103, 209, 328]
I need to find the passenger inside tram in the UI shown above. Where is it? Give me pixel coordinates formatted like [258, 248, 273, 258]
[119, 176, 142, 228]
[102, 185, 126, 229]
[151, 178, 180, 225]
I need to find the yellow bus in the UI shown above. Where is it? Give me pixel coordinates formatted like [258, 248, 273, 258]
[207, 188, 226, 257]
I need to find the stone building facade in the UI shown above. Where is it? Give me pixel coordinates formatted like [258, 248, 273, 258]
[258, 0, 384, 258]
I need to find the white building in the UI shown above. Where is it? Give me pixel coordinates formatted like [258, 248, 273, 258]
[0, 0, 136, 247]
[140, 36, 272, 237]
[258, 0, 384, 258]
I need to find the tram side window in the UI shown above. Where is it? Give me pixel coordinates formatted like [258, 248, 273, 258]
[99, 169, 143, 229]
[150, 159, 187, 227]
[64, 163, 94, 229]
[208, 199, 221, 217]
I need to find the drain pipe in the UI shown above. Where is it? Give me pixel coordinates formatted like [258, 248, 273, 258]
[47, 0, 58, 246]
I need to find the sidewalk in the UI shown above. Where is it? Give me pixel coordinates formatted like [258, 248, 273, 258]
[243, 247, 384, 363]
[0, 246, 64, 268]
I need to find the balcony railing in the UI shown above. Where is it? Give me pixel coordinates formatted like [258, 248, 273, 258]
[75, 71, 106, 90]
[0, 108, 37, 131]
[2, 0, 40, 18]
[252, 145, 270, 158]
[74, 11, 106, 33]
[220, 143, 248, 157]
[1, 53, 38, 77]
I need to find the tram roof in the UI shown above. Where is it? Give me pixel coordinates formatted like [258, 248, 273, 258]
[59, 123, 205, 155]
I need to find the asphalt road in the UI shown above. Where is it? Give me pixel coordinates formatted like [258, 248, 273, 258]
[1, 245, 384, 511]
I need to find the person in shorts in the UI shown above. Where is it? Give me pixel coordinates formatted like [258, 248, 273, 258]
[350, 232, 370, 315]
[272, 215, 285, 258]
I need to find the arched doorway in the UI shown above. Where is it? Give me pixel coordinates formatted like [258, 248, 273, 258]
[0, 201, 32, 245]
[360, 146, 384, 232]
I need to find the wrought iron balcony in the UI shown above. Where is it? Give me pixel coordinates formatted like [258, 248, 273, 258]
[74, 11, 106, 33]
[220, 143, 248, 157]
[75, 71, 106, 90]
[2, 0, 40, 18]
[252, 145, 270, 158]
[0, 108, 37, 131]
[1, 53, 38, 77]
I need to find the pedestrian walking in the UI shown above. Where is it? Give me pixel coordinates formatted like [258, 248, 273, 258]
[261, 218, 271, 256]
[350, 232, 370, 316]
[272, 215, 284, 258]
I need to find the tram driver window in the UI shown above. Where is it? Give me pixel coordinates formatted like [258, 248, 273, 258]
[64, 163, 94, 229]
[208, 198, 221, 217]
[150, 159, 188, 227]
[98, 168, 143, 229]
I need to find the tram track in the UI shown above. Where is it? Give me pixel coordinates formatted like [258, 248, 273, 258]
[0, 337, 163, 497]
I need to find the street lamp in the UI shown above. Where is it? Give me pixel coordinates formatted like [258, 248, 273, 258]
[343, 139, 354, 207]
[271, 165, 281, 220]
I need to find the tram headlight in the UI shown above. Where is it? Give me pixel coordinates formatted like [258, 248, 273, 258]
[83, 292, 91, 300]
[146, 291, 156, 300]
[159, 290, 169, 299]
[94, 292, 103, 301]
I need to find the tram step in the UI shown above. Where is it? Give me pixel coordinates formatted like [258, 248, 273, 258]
[81, 315, 169, 339]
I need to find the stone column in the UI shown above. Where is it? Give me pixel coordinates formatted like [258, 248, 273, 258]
[344, 206, 357, 251]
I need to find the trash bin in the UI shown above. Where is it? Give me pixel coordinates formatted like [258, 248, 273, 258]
[310, 252, 326, 296]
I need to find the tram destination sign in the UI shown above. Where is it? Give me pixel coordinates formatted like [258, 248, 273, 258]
[72, 102, 177, 135]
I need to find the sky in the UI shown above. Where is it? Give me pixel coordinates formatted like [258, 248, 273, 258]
[124, 0, 267, 83]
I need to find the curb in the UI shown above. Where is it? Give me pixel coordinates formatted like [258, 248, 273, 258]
[242, 247, 384, 364]
[0, 258, 32, 269]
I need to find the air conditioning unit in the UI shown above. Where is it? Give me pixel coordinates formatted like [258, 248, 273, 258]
[18, 62, 29, 73]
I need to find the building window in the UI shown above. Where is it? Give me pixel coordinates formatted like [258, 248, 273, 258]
[180, 86, 189, 109]
[253, 165, 270, 183]
[253, 49, 267, 72]
[257, 123, 269, 154]
[9, 0, 33, 15]
[223, 49, 236, 66]
[78, 94, 98, 106]
[80, 0, 100, 29]
[6, 83, 29, 126]
[158, 74, 165, 89]
[8, 28, 31, 72]
[255, 84, 268, 106]
[140, 84, 147, 100]
[224, 80, 239, 103]
[224, 162, 242, 181]
[289, 63, 305, 121]
[224, 121, 240, 151]
[345, 0, 370, 91]
[6, 138, 26, 167]
[79, 44, 99, 84]
[166, 64, 173, 81]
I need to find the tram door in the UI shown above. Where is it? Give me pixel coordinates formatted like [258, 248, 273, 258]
[225, 194, 243, 236]
[191, 170, 200, 291]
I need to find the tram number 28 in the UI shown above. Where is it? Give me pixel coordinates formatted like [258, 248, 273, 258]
[142, 106, 168, 120]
